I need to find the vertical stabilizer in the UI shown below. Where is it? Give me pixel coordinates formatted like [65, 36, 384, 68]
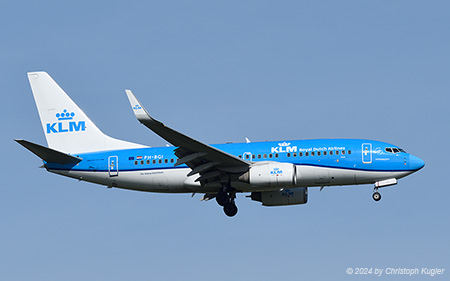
[27, 72, 146, 153]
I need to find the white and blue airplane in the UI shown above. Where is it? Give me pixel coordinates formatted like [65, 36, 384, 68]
[17, 72, 425, 217]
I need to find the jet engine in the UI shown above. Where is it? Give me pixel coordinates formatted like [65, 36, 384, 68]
[250, 187, 308, 206]
[238, 162, 296, 188]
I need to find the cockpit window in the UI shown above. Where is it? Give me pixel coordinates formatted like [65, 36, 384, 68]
[385, 147, 406, 154]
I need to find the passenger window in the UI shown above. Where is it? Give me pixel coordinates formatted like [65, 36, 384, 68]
[263, 154, 267, 158]
[287, 153, 291, 157]
[293, 153, 297, 157]
[275, 153, 278, 158]
[164, 159, 168, 163]
[299, 152, 303, 157]
[305, 152, 309, 156]
[239, 155, 242, 158]
[257, 154, 261, 159]
[318, 151, 321, 156]
[245, 155, 249, 159]
[252, 155, 256, 159]
[269, 154, 273, 158]
[324, 151, 327, 156]
[140, 160, 144, 165]
[170, 159, 174, 163]
[146, 160, 150, 164]
[336, 151, 339, 155]
[311, 152, 315, 156]
[330, 151, 333, 155]
[342, 150, 345, 155]
[348, 150, 351, 155]
[158, 159, 162, 164]
[134, 161, 138, 165]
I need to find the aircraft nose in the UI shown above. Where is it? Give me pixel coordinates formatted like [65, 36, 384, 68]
[409, 155, 425, 171]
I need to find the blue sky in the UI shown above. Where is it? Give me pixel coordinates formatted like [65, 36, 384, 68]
[1, 1, 449, 280]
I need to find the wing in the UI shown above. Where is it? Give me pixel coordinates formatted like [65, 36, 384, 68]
[125, 90, 250, 186]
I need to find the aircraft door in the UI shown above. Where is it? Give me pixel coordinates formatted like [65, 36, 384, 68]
[108, 156, 119, 177]
[362, 143, 372, 164]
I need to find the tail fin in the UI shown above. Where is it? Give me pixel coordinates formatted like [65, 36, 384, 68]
[27, 72, 145, 153]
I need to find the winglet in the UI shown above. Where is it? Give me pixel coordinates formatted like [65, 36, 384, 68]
[125, 90, 157, 124]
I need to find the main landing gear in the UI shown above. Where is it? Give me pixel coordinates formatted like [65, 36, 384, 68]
[372, 187, 381, 202]
[216, 188, 238, 217]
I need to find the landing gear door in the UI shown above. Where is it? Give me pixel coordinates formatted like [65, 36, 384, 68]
[108, 156, 119, 177]
[362, 143, 372, 164]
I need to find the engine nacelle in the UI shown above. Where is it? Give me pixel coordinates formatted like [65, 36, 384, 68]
[250, 187, 308, 206]
[239, 162, 297, 188]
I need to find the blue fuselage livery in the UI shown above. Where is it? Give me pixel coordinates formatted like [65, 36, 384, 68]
[49, 139, 419, 176]
[17, 72, 425, 217]
[46, 139, 424, 193]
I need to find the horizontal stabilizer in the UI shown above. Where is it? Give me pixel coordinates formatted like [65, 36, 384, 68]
[15, 139, 82, 164]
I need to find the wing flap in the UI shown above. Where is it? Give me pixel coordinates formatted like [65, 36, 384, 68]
[175, 152, 207, 167]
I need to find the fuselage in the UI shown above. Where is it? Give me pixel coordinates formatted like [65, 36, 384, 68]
[45, 138, 425, 193]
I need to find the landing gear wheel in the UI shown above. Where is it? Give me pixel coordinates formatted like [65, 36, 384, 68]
[223, 203, 238, 217]
[216, 191, 229, 207]
[372, 192, 381, 201]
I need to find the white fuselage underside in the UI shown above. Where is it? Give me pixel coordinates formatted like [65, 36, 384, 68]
[49, 165, 412, 194]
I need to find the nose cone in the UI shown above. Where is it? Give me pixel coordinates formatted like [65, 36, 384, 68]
[409, 155, 425, 171]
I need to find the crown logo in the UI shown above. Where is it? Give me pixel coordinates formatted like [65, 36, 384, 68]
[56, 109, 75, 120]
[278, 142, 290, 147]
[133, 104, 142, 110]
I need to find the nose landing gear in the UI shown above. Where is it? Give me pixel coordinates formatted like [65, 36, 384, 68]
[372, 187, 381, 201]
[372, 178, 397, 201]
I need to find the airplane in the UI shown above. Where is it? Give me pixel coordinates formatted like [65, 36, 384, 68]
[16, 72, 425, 217]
